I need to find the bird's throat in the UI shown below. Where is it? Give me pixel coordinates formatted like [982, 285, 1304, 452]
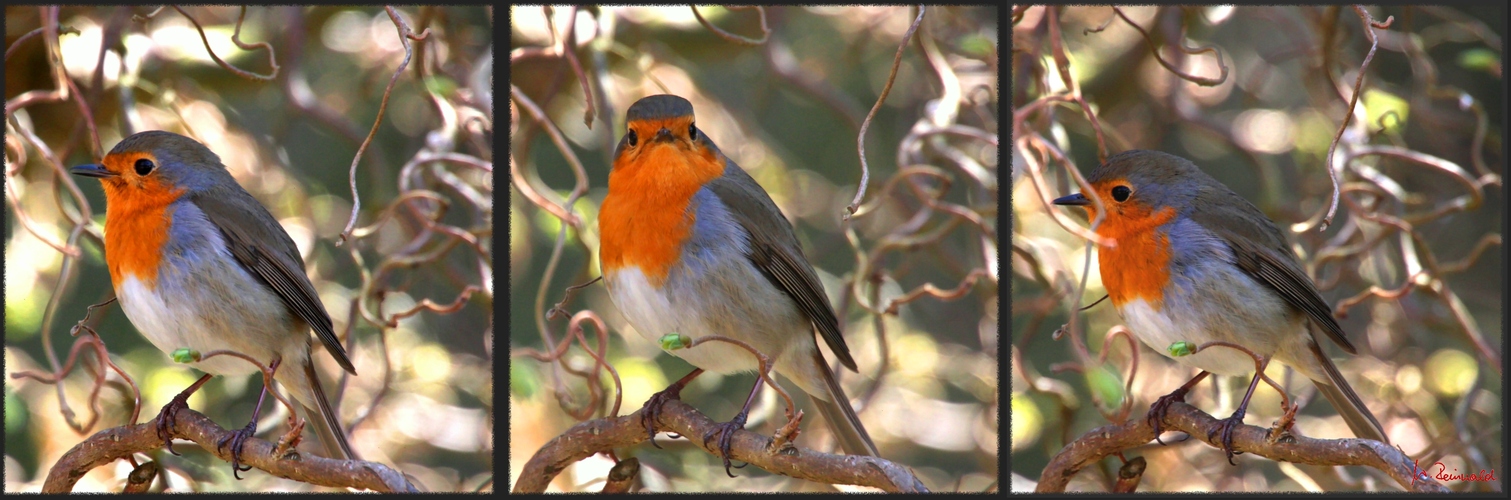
[599, 143, 722, 285]
[1095, 206, 1177, 309]
[103, 185, 182, 289]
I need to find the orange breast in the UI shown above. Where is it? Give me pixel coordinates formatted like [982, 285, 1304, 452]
[99, 155, 183, 289]
[1090, 203, 1177, 309]
[599, 140, 724, 286]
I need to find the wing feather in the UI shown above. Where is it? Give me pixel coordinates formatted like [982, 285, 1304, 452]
[703, 162, 857, 371]
[193, 188, 357, 374]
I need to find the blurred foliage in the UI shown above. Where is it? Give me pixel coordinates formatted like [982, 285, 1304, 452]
[4, 5, 492, 492]
[509, 5, 997, 492]
[1012, 5, 1502, 492]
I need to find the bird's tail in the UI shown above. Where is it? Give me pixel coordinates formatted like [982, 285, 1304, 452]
[808, 350, 880, 456]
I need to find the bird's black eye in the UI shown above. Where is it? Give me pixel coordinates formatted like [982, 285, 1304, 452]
[689, 122, 698, 140]
[134, 158, 155, 176]
[1111, 185, 1132, 202]
[626, 130, 637, 147]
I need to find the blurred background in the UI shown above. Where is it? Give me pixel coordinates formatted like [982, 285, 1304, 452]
[5, 6, 492, 492]
[509, 5, 997, 492]
[1012, 5, 1501, 492]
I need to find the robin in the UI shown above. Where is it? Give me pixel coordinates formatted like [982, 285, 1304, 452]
[598, 95, 879, 471]
[71, 131, 357, 465]
[1052, 150, 1388, 462]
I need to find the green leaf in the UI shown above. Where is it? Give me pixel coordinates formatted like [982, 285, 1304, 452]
[1362, 89, 1409, 135]
[659, 333, 690, 350]
[1085, 364, 1125, 411]
[170, 348, 201, 364]
[425, 75, 458, 96]
[1457, 48, 1498, 73]
[959, 33, 994, 57]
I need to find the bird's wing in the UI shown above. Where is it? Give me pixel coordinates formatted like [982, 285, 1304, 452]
[192, 186, 357, 373]
[1189, 198, 1355, 354]
[702, 160, 857, 371]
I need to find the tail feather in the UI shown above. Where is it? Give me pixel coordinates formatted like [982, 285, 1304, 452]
[302, 356, 358, 460]
[1309, 341, 1388, 444]
[810, 350, 879, 456]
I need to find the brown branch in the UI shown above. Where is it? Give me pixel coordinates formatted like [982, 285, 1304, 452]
[602, 458, 639, 493]
[337, 7, 431, 245]
[846, 5, 925, 219]
[507, 85, 587, 225]
[1016, 132, 1113, 247]
[169, 6, 279, 81]
[122, 461, 158, 493]
[1334, 271, 1426, 318]
[882, 268, 990, 314]
[5, 164, 81, 257]
[1314, 6, 1394, 232]
[1425, 281, 1501, 375]
[9, 299, 132, 438]
[547, 276, 602, 321]
[5, 7, 72, 118]
[1047, 7, 1109, 160]
[381, 285, 481, 327]
[1112, 456, 1146, 492]
[43, 408, 418, 493]
[8, 331, 115, 432]
[1350, 145, 1491, 223]
[549, 5, 596, 128]
[690, 5, 770, 46]
[511, 399, 928, 493]
[511, 309, 618, 421]
[1110, 7, 1229, 86]
[508, 82, 593, 383]
[677, 334, 795, 420]
[1437, 234, 1501, 274]
[566, 311, 622, 419]
[5, 25, 79, 61]
[1035, 402, 1446, 492]
[1095, 325, 1141, 421]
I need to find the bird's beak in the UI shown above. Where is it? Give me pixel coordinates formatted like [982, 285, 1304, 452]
[1052, 193, 1090, 206]
[653, 127, 675, 143]
[70, 164, 118, 178]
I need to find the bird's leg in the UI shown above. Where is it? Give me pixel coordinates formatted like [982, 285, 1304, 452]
[155, 373, 214, 456]
[703, 377, 763, 478]
[218, 385, 267, 477]
[639, 368, 704, 448]
[1146, 370, 1211, 445]
[217, 357, 282, 478]
[1207, 356, 1271, 465]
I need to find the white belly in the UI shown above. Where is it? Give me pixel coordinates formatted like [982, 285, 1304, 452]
[1119, 298, 1260, 376]
[117, 276, 260, 376]
[605, 267, 764, 375]
[114, 253, 306, 379]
